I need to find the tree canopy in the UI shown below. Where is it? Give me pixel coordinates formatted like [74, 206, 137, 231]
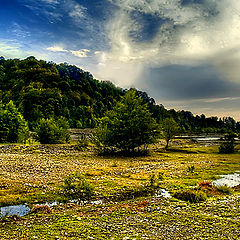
[0, 56, 238, 135]
[0, 101, 29, 143]
[95, 90, 159, 153]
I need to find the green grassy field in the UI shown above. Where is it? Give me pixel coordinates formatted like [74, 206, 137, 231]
[0, 140, 240, 239]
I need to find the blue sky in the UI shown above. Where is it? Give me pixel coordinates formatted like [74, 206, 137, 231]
[1, 0, 240, 120]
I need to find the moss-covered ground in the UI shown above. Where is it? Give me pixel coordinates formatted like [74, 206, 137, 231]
[0, 140, 240, 239]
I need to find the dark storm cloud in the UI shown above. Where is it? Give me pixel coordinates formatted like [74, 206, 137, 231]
[142, 65, 240, 101]
[129, 11, 166, 42]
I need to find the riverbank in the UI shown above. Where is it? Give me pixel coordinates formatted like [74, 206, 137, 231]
[0, 140, 240, 239]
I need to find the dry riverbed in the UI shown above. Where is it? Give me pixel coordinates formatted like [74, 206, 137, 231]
[0, 141, 240, 239]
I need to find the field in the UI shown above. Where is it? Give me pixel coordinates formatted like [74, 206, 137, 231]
[0, 140, 240, 239]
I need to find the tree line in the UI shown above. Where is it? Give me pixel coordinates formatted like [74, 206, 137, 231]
[0, 56, 239, 145]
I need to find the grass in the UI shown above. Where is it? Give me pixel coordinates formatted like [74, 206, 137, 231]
[0, 140, 240, 239]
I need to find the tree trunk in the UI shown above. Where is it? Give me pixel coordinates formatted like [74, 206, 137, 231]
[165, 139, 169, 150]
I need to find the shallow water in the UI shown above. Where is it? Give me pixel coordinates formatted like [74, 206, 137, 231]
[155, 189, 171, 198]
[0, 204, 30, 217]
[0, 199, 104, 217]
[212, 173, 240, 187]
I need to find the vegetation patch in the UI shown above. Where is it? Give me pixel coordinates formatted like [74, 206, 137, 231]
[173, 189, 207, 203]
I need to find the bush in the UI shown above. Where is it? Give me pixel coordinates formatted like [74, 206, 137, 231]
[0, 101, 29, 143]
[216, 185, 232, 195]
[63, 173, 94, 200]
[36, 117, 70, 144]
[173, 190, 207, 203]
[187, 165, 195, 173]
[219, 141, 235, 153]
[75, 135, 89, 151]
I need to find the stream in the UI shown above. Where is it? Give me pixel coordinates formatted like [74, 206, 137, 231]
[1, 172, 239, 218]
[212, 173, 240, 187]
[0, 189, 173, 217]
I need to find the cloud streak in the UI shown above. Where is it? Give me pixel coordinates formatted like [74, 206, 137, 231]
[46, 45, 90, 58]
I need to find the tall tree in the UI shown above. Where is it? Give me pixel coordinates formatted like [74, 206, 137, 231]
[95, 90, 159, 153]
[162, 118, 179, 150]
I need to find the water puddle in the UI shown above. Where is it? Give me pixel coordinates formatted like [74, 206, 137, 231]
[155, 189, 171, 198]
[212, 173, 240, 187]
[0, 199, 104, 217]
[0, 204, 30, 217]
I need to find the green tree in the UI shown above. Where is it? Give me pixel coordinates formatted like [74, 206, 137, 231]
[36, 117, 70, 144]
[0, 101, 29, 143]
[162, 118, 179, 149]
[219, 131, 236, 153]
[95, 90, 159, 153]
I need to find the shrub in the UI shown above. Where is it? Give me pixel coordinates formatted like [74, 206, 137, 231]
[75, 135, 89, 151]
[0, 101, 29, 143]
[173, 190, 207, 203]
[36, 117, 70, 144]
[219, 141, 235, 153]
[216, 185, 232, 195]
[63, 173, 94, 200]
[219, 132, 236, 154]
[187, 165, 195, 173]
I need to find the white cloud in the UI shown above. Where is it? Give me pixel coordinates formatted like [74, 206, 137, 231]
[69, 4, 86, 20]
[70, 49, 90, 58]
[0, 41, 21, 56]
[46, 45, 68, 52]
[41, 0, 59, 4]
[46, 45, 90, 58]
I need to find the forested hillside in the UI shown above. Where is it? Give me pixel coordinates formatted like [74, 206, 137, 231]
[0, 56, 238, 133]
[0, 56, 123, 129]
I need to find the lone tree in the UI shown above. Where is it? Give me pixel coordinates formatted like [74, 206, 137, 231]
[162, 118, 179, 150]
[95, 90, 159, 154]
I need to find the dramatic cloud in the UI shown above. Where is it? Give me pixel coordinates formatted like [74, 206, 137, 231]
[96, 0, 240, 85]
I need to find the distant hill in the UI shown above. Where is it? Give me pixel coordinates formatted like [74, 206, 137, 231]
[0, 56, 238, 133]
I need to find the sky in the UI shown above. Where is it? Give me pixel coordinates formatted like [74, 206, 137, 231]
[0, 0, 240, 120]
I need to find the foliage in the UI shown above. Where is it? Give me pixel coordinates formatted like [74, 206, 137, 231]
[63, 173, 94, 200]
[216, 185, 232, 195]
[187, 165, 195, 173]
[36, 117, 70, 144]
[0, 56, 238, 133]
[219, 141, 235, 154]
[0, 101, 29, 143]
[95, 90, 159, 154]
[149, 172, 164, 188]
[161, 118, 179, 149]
[219, 132, 236, 153]
[173, 189, 207, 203]
[75, 135, 89, 151]
[0, 57, 123, 129]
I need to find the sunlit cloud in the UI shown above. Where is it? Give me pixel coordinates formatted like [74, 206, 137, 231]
[0, 40, 25, 58]
[46, 45, 68, 52]
[46, 45, 90, 58]
[95, 0, 240, 86]
[71, 49, 90, 58]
